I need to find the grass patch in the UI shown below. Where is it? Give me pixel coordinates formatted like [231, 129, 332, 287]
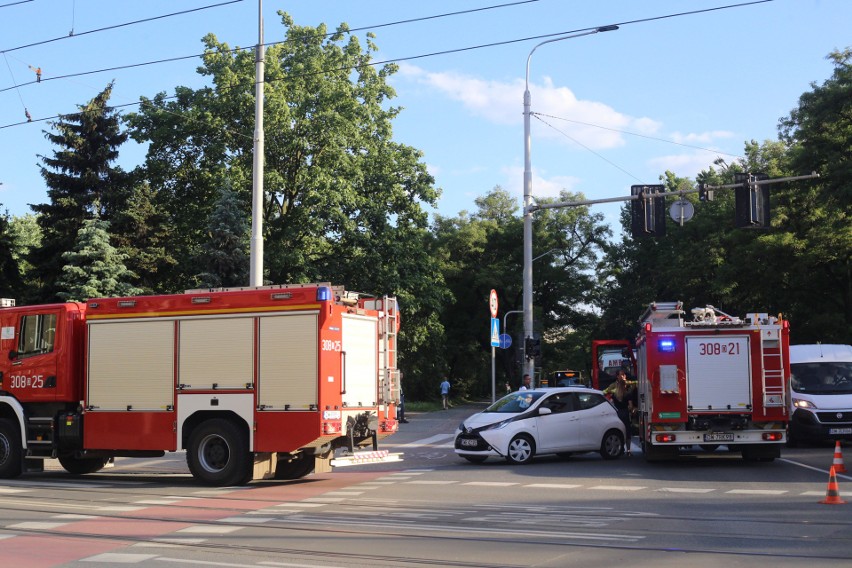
[405, 400, 444, 412]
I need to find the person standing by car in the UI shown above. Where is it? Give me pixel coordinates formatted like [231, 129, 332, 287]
[519, 374, 532, 390]
[397, 385, 409, 423]
[604, 368, 637, 455]
[440, 378, 451, 410]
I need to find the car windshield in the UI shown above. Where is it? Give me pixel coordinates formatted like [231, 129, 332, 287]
[485, 391, 544, 413]
[791, 362, 852, 394]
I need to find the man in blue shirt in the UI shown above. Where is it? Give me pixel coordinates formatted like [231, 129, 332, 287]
[440, 378, 451, 410]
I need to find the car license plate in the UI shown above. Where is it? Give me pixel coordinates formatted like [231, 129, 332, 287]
[460, 438, 478, 447]
[704, 433, 734, 442]
[829, 428, 852, 435]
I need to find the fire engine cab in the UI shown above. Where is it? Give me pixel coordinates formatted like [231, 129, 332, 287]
[0, 284, 401, 485]
[601, 301, 790, 462]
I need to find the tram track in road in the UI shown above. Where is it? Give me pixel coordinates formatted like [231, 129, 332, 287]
[0, 480, 851, 564]
[0, 501, 850, 567]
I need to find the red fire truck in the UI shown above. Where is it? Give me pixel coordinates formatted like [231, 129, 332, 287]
[597, 301, 790, 461]
[0, 284, 401, 485]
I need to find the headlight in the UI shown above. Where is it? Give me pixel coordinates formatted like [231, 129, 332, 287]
[482, 419, 512, 431]
[458, 421, 467, 431]
[793, 398, 817, 409]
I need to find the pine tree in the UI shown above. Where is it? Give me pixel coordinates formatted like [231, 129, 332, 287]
[195, 180, 249, 288]
[30, 82, 129, 302]
[109, 182, 177, 294]
[56, 214, 142, 302]
[0, 209, 23, 299]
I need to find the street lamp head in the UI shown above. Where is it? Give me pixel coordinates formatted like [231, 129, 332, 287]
[596, 25, 619, 33]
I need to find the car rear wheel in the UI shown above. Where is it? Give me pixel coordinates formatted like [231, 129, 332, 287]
[506, 434, 535, 465]
[600, 429, 624, 460]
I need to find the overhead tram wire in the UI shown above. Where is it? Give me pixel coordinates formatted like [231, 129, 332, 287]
[0, 0, 245, 54]
[0, 0, 777, 130]
[0, 0, 544, 94]
[532, 114, 644, 184]
[0, 0, 774, 92]
[534, 112, 744, 160]
[2, 52, 30, 119]
[0, 0, 34, 8]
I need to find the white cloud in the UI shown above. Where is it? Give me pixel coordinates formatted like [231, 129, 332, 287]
[669, 130, 735, 144]
[647, 152, 724, 179]
[399, 63, 660, 151]
[500, 165, 581, 200]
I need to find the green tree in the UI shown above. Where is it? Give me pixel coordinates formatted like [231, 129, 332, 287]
[30, 82, 129, 302]
[0, 209, 23, 299]
[431, 186, 610, 396]
[56, 215, 142, 302]
[108, 181, 176, 295]
[777, 48, 852, 342]
[196, 180, 249, 288]
[125, 14, 446, 396]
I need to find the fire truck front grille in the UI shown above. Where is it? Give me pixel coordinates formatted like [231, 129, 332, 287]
[815, 412, 852, 424]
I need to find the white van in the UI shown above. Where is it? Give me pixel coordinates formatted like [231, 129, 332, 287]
[788, 344, 852, 444]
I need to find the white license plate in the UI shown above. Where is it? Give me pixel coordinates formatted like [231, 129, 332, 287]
[460, 438, 478, 447]
[829, 428, 852, 435]
[704, 433, 734, 442]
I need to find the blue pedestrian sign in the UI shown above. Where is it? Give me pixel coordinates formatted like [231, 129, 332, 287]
[490, 318, 500, 347]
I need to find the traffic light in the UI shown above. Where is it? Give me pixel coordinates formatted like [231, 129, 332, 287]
[698, 183, 714, 202]
[524, 337, 541, 360]
[630, 185, 666, 238]
[734, 172, 770, 228]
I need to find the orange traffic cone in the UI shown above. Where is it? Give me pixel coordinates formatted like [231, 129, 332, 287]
[819, 466, 846, 505]
[831, 440, 847, 473]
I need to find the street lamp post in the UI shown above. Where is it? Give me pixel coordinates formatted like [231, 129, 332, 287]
[522, 25, 618, 378]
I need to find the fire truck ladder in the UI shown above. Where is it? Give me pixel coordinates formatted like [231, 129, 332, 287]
[760, 330, 786, 411]
[379, 296, 401, 405]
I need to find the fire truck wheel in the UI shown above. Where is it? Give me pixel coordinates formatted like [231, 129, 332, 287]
[0, 419, 23, 479]
[506, 434, 535, 464]
[187, 419, 252, 486]
[58, 455, 109, 475]
[274, 453, 315, 480]
[600, 429, 624, 460]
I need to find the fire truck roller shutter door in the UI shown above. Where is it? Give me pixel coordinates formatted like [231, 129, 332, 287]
[179, 317, 253, 390]
[341, 314, 378, 408]
[258, 313, 319, 409]
[88, 320, 175, 410]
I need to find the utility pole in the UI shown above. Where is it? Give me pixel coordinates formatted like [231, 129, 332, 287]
[249, 0, 265, 287]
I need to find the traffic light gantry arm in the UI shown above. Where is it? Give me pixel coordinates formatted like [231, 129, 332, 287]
[527, 172, 820, 213]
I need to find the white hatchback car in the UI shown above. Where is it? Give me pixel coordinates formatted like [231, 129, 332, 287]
[454, 387, 626, 464]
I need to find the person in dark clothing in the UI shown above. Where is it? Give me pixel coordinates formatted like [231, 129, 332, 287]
[603, 368, 637, 455]
[398, 387, 409, 423]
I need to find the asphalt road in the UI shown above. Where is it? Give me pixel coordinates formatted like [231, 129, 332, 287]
[0, 403, 848, 567]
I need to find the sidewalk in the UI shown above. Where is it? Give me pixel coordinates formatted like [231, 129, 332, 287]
[393, 401, 488, 443]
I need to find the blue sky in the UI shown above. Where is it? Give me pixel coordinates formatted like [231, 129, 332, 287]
[1, 0, 849, 232]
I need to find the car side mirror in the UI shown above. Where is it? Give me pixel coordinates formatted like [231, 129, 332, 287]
[538, 407, 552, 416]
